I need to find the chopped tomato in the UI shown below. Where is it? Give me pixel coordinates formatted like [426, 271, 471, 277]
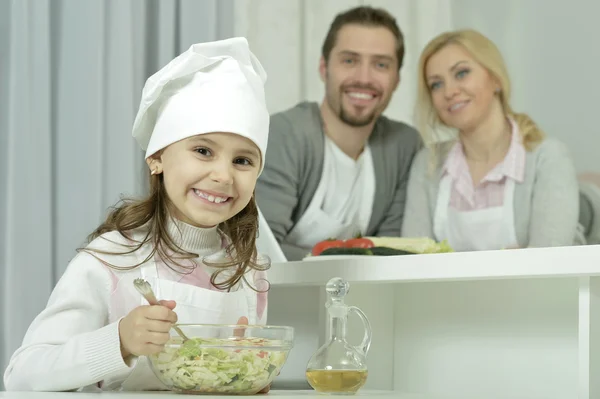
[257, 351, 268, 358]
[344, 238, 374, 249]
[311, 239, 344, 256]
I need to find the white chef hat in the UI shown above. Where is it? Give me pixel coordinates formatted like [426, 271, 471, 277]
[132, 37, 269, 173]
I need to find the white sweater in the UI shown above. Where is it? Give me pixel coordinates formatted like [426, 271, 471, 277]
[3, 219, 268, 391]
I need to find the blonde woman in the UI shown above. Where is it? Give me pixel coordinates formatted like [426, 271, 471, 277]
[402, 29, 584, 251]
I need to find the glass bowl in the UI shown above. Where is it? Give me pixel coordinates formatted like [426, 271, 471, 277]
[147, 324, 294, 395]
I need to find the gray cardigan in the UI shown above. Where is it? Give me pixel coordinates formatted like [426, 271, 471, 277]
[401, 139, 585, 248]
[256, 102, 421, 260]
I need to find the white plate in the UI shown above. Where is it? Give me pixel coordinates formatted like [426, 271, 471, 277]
[302, 255, 375, 261]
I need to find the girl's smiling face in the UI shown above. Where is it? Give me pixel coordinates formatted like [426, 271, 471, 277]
[149, 132, 261, 228]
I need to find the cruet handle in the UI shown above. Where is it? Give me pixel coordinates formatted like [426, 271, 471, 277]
[348, 305, 372, 356]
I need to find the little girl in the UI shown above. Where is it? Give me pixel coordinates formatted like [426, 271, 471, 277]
[4, 37, 271, 392]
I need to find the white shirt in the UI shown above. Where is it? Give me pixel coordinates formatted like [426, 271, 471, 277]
[321, 136, 375, 236]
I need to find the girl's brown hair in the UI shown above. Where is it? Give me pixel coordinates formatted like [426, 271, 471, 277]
[79, 171, 264, 291]
[415, 29, 545, 169]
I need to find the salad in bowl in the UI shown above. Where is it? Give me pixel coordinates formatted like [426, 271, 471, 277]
[147, 324, 294, 395]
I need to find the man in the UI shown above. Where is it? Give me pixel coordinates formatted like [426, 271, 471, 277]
[256, 6, 421, 261]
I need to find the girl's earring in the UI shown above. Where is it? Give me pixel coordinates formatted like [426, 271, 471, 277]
[151, 167, 160, 175]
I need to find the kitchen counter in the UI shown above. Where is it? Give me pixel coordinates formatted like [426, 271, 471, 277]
[0, 391, 540, 399]
[268, 245, 600, 286]
[4, 247, 596, 399]
[0, 391, 393, 398]
[265, 245, 600, 399]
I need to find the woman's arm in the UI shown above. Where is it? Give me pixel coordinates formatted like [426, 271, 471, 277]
[527, 139, 580, 247]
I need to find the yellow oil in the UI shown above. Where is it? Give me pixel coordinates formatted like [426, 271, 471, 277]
[306, 369, 368, 394]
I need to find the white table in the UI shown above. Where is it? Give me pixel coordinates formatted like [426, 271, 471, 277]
[266, 245, 600, 399]
[0, 391, 536, 398]
[3, 247, 595, 399]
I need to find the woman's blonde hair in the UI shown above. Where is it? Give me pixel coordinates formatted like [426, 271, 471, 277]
[79, 171, 265, 292]
[415, 29, 544, 168]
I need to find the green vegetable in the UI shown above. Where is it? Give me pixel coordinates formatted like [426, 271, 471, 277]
[313, 239, 454, 257]
[317, 246, 421, 256]
[368, 237, 454, 253]
[435, 240, 454, 253]
[370, 246, 416, 256]
[319, 247, 373, 256]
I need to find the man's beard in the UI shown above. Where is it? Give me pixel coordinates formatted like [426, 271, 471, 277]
[333, 82, 380, 127]
[339, 105, 376, 127]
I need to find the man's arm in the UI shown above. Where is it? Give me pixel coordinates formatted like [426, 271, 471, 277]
[280, 242, 311, 261]
[255, 113, 303, 245]
[375, 131, 422, 237]
[400, 149, 435, 239]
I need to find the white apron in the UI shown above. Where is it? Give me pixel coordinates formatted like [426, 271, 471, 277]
[433, 174, 519, 252]
[119, 255, 257, 391]
[256, 207, 287, 263]
[286, 141, 375, 248]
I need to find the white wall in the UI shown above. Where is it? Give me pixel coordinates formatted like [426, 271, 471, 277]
[234, 0, 453, 124]
[450, 0, 600, 173]
[235, 0, 600, 173]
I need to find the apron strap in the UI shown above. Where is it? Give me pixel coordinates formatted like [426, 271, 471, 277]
[433, 174, 452, 240]
[286, 137, 331, 243]
[357, 145, 375, 235]
[501, 178, 518, 247]
[241, 277, 258, 325]
[138, 251, 160, 305]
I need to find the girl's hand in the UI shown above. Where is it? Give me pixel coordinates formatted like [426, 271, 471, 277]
[118, 300, 177, 359]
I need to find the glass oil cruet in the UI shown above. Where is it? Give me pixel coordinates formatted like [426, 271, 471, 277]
[306, 277, 372, 395]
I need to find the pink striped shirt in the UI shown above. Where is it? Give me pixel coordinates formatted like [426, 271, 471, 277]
[443, 119, 526, 211]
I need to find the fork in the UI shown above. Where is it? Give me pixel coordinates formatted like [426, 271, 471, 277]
[133, 278, 189, 342]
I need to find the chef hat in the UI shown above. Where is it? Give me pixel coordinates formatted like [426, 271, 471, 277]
[132, 37, 269, 172]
